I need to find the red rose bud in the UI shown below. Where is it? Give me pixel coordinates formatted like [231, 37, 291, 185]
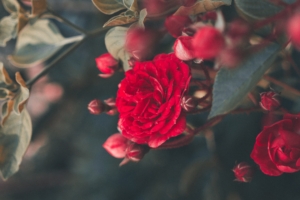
[125, 28, 158, 61]
[233, 162, 253, 182]
[126, 143, 149, 162]
[95, 53, 118, 76]
[88, 99, 104, 115]
[259, 91, 280, 111]
[181, 95, 197, 112]
[165, 15, 192, 38]
[192, 26, 225, 60]
[287, 13, 300, 48]
[174, 36, 195, 61]
[103, 133, 128, 159]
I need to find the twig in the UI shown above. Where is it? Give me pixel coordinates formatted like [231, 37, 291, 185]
[263, 75, 300, 96]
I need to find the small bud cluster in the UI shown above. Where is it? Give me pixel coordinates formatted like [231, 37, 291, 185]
[95, 53, 119, 78]
[103, 133, 149, 166]
[88, 98, 117, 115]
[259, 91, 280, 111]
[233, 162, 253, 182]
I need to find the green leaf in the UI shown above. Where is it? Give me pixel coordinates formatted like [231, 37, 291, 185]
[8, 19, 84, 68]
[92, 0, 126, 15]
[2, 0, 20, 13]
[0, 108, 31, 180]
[0, 14, 18, 47]
[103, 10, 138, 27]
[174, 0, 231, 16]
[234, 0, 295, 20]
[123, 0, 138, 11]
[208, 43, 280, 119]
[105, 26, 131, 71]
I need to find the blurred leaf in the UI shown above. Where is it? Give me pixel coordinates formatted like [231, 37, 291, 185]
[92, 0, 126, 15]
[13, 72, 29, 114]
[105, 26, 131, 71]
[31, 0, 47, 16]
[2, 0, 20, 13]
[137, 8, 147, 28]
[8, 19, 84, 68]
[234, 0, 295, 20]
[103, 10, 138, 27]
[17, 10, 29, 33]
[0, 108, 32, 180]
[174, 0, 231, 15]
[123, 0, 138, 11]
[208, 43, 280, 119]
[0, 63, 13, 87]
[0, 14, 18, 47]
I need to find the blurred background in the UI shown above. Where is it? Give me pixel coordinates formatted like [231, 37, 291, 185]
[1, 1, 300, 200]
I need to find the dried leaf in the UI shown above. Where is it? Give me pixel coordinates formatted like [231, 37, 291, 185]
[8, 19, 83, 68]
[31, 0, 47, 16]
[13, 73, 29, 114]
[123, 0, 138, 11]
[0, 109, 32, 180]
[105, 26, 131, 71]
[103, 10, 138, 27]
[175, 0, 232, 16]
[92, 0, 126, 15]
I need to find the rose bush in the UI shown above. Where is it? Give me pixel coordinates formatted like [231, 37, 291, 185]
[251, 113, 300, 176]
[116, 53, 191, 148]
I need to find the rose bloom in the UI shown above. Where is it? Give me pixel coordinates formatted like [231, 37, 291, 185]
[251, 113, 300, 176]
[116, 53, 191, 148]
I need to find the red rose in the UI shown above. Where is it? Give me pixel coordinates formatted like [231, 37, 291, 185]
[116, 53, 191, 148]
[251, 113, 300, 176]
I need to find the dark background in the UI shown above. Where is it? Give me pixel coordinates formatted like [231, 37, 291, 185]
[1, 1, 300, 200]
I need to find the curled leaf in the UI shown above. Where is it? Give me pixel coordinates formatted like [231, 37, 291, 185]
[13, 73, 29, 114]
[174, 0, 232, 16]
[2, 0, 20, 13]
[0, 14, 18, 47]
[0, 109, 32, 180]
[92, 0, 126, 15]
[103, 10, 138, 27]
[123, 0, 139, 11]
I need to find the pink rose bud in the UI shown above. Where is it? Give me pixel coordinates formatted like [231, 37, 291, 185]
[174, 36, 195, 61]
[126, 143, 149, 162]
[181, 95, 197, 112]
[192, 26, 225, 60]
[103, 133, 128, 159]
[287, 13, 300, 48]
[125, 28, 158, 61]
[88, 99, 104, 115]
[259, 91, 280, 111]
[95, 53, 118, 76]
[165, 15, 192, 38]
[233, 162, 253, 182]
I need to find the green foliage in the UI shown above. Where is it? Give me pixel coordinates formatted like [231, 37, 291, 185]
[0, 14, 18, 47]
[103, 10, 138, 27]
[0, 109, 31, 180]
[92, 0, 127, 15]
[208, 43, 280, 119]
[8, 19, 84, 68]
[105, 26, 131, 71]
[174, 0, 231, 16]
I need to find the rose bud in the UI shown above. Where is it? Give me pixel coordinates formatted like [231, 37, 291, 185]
[181, 95, 197, 112]
[233, 162, 253, 182]
[126, 143, 149, 162]
[192, 26, 225, 60]
[287, 13, 300, 48]
[88, 99, 104, 115]
[165, 15, 192, 38]
[125, 27, 159, 61]
[103, 133, 129, 159]
[95, 53, 118, 77]
[174, 36, 195, 61]
[259, 91, 280, 111]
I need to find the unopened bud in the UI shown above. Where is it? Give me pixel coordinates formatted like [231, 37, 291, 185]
[126, 143, 149, 162]
[95, 53, 118, 77]
[233, 162, 253, 182]
[174, 36, 195, 61]
[259, 91, 280, 111]
[181, 95, 197, 112]
[192, 26, 225, 60]
[165, 15, 192, 38]
[103, 133, 128, 159]
[287, 13, 300, 48]
[88, 99, 104, 115]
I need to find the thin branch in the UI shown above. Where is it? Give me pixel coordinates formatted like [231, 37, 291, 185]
[263, 75, 300, 96]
